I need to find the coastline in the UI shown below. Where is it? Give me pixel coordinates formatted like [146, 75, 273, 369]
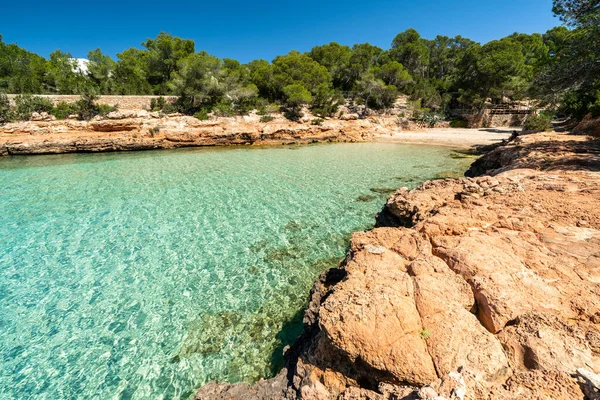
[196, 130, 600, 399]
[0, 114, 511, 156]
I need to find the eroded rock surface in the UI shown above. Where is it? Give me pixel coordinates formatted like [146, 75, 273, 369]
[0, 114, 404, 156]
[197, 132, 600, 399]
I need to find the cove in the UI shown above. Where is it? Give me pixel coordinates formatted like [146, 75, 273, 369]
[0, 143, 472, 399]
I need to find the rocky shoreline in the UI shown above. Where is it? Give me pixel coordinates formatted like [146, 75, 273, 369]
[196, 130, 600, 399]
[0, 113, 405, 156]
[0, 111, 514, 157]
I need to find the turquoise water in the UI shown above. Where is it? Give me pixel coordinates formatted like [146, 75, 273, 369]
[0, 143, 471, 399]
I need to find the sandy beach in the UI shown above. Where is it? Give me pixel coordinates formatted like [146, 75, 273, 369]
[374, 127, 513, 148]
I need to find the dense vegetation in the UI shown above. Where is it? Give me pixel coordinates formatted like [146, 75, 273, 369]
[0, 0, 598, 121]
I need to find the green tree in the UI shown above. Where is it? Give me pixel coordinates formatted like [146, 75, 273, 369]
[390, 29, 430, 78]
[553, 0, 600, 25]
[344, 43, 384, 91]
[356, 72, 398, 113]
[282, 83, 312, 121]
[168, 51, 222, 114]
[45, 50, 90, 94]
[457, 39, 528, 105]
[311, 84, 344, 117]
[374, 61, 412, 90]
[87, 48, 115, 94]
[272, 51, 332, 96]
[427, 35, 475, 86]
[0, 36, 47, 93]
[112, 48, 153, 95]
[247, 59, 277, 101]
[143, 32, 195, 94]
[534, 1, 599, 117]
[217, 59, 259, 115]
[308, 42, 353, 89]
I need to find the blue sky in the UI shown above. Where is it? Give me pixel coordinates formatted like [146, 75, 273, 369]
[1, 0, 560, 63]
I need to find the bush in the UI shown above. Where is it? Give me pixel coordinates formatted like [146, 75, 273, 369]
[282, 84, 312, 121]
[413, 111, 444, 127]
[257, 102, 280, 116]
[193, 109, 209, 121]
[150, 96, 167, 112]
[588, 91, 600, 118]
[74, 93, 100, 120]
[149, 126, 161, 136]
[311, 85, 344, 117]
[212, 100, 234, 117]
[162, 102, 179, 114]
[151, 96, 178, 114]
[0, 93, 12, 124]
[50, 101, 77, 120]
[14, 94, 53, 120]
[260, 115, 274, 123]
[449, 117, 469, 128]
[523, 111, 554, 132]
[283, 108, 304, 122]
[311, 118, 324, 126]
[98, 103, 118, 117]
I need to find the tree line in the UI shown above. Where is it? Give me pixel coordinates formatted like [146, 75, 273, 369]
[0, 0, 598, 121]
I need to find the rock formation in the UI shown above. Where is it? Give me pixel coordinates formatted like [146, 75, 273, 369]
[196, 131, 600, 399]
[0, 113, 408, 156]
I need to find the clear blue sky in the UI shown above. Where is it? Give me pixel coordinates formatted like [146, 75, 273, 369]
[1, 0, 560, 63]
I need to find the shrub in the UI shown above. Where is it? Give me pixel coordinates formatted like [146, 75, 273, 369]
[150, 96, 167, 112]
[14, 94, 53, 120]
[0, 93, 12, 124]
[311, 118, 324, 126]
[589, 91, 600, 118]
[98, 103, 118, 117]
[420, 329, 431, 340]
[414, 111, 444, 127]
[162, 102, 179, 114]
[523, 111, 554, 132]
[74, 93, 100, 120]
[283, 108, 304, 122]
[449, 117, 469, 128]
[151, 96, 179, 114]
[260, 115, 274, 123]
[148, 126, 161, 136]
[311, 85, 344, 117]
[212, 100, 234, 117]
[50, 101, 77, 120]
[193, 109, 209, 121]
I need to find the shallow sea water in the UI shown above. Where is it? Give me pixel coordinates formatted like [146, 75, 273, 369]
[0, 143, 472, 399]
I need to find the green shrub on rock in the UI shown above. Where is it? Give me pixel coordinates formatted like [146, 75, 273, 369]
[0, 93, 12, 124]
[98, 103, 118, 117]
[74, 93, 100, 120]
[150, 96, 167, 112]
[14, 94, 53, 120]
[523, 111, 554, 132]
[193, 109, 209, 120]
[50, 101, 77, 120]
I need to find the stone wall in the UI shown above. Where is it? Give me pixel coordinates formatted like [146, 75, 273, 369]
[456, 109, 532, 128]
[6, 95, 178, 110]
